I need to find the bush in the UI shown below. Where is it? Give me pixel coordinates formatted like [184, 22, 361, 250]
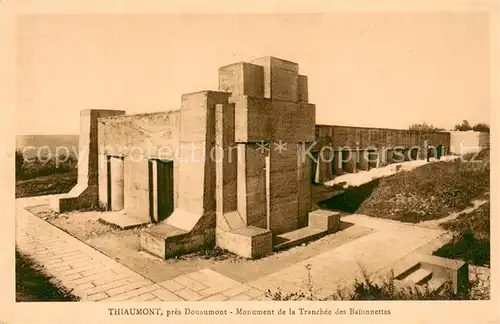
[16, 151, 78, 181]
[435, 201, 490, 266]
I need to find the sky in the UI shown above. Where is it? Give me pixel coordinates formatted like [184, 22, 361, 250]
[16, 13, 490, 135]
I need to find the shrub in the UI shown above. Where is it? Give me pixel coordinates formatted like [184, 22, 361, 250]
[15, 150, 25, 180]
[16, 152, 78, 181]
[435, 201, 490, 266]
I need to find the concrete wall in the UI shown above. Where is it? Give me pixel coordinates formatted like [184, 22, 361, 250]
[449, 131, 490, 154]
[97, 111, 180, 217]
[314, 125, 450, 152]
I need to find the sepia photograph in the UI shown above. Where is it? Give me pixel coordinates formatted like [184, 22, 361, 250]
[2, 1, 499, 323]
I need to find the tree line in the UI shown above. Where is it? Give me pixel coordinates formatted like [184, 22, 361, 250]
[408, 120, 489, 132]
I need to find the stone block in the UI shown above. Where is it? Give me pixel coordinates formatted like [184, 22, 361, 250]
[216, 226, 272, 259]
[298, 75, 308, 102]
[308, 209, 341, 233]
[251, 56, 299, 101]
[233, 95, 272, 142]
[219, 62, 264, 98]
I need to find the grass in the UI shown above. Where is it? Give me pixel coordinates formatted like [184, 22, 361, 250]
[322, 149, 490, 223]
[16, 169, 77, 198]
[434, 201, 490, 266]
[16, 250, 79, 302]
[15, 149, 78, 198]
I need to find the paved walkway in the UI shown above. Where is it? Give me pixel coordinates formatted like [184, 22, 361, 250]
[16, 198, 266, 301]
[16, 196, 446, 302]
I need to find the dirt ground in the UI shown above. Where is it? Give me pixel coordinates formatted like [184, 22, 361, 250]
[25, 204, 374, 283]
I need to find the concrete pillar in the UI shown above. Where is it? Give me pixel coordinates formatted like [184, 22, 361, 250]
[178, 91, 230, 215]
[317, 147, 333, 182]
[333, 150, 343, 175]
[378, 149, 387, 167]
[358, 149, 369, 171]
[238, 144, 267, 229]
[342, 150, 357, 173]
[298, 75, 309, 102]
[368, 150, 379, 169]
[297, 143, 311, 228]
[50, 109, 125, 213]
[98, 154, 109, 209]
[110, 156, 124, 211]
[386, 149, 394, 164]
[268, 145, 299, 235]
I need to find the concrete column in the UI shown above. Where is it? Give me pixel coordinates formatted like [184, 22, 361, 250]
[98, 154, 109, 209]
[317, 147, 333, 182]
[378, 148, 387, 167]
[358, 149, 369, 171]
[110, 156, 124, 211]
[268, 145, 299, 235]
[342, 150, 357, 173]
[386, 149, 394, 165]
[333, 150, 343, 175]
[297, 143, 311, 228]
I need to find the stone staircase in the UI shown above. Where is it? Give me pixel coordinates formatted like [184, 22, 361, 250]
[394, 264, 447, 293]
[392, 254, 469, 294]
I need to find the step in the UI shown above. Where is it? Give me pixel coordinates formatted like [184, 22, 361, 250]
[99, 212, 149, 230]
[274, 226, 327, 250]
[140, 222, 188, 259]
[426, 277, 447, 293]
[403, 268, 433, 285]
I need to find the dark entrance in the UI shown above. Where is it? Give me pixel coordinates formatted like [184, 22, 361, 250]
[156, 160, 174, 221]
